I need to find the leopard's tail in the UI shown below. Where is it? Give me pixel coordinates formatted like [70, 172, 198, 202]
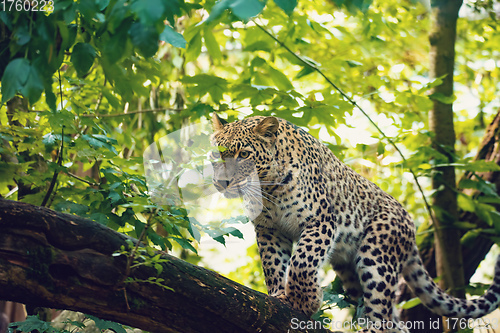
[403, 246, 500, 318]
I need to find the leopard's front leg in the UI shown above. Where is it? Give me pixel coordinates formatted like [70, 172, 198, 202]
[282, 222, 334, 316]
[255, 225, 292, 296]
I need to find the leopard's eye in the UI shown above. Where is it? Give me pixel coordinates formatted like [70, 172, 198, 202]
[210, 151, 221, 160]
[238, 151, 251, 159]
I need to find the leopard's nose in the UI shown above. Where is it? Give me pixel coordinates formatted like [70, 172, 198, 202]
[216, 180, 230, 189]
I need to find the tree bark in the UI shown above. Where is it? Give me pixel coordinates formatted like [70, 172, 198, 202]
[0, 199, 329, 333]
[398, 110, 500, 332]
[428, 0, 464, 331]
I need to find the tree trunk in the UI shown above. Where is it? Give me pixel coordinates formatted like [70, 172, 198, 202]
[428, 0, 464, 331]
[0, 199, 329, 333]
[398, 110, 500, 332]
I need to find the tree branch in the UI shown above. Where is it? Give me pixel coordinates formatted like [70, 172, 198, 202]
[0, 199, 329, 333]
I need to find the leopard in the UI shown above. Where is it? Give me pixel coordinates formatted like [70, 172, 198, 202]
[209, 113, 500, 332]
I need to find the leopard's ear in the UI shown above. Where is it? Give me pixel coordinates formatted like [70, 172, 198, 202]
[211, 113, 228, 132]
[254, 117, 279, 138]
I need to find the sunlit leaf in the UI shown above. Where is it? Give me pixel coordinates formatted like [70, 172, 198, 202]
[428, 92, 456, 104]
[273, 0, 296, 15]
[204, 28, 222, 61]
[185, 31, 202, 63]
[231, 0, 266, 20]
[160, 25, 186, 48]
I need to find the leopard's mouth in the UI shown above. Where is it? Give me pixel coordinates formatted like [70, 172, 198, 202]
[213, 179, 247, 199]
[222, 191, 242, 199]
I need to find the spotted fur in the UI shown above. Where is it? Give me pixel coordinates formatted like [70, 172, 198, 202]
[210, 114, 500, 332]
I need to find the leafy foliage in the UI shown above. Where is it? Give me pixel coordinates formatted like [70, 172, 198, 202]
[9, 315, 70, 333]
[9, 314, 127, 333]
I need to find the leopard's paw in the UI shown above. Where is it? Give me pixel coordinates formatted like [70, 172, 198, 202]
[269, 290, 286, 298]
[274, 291, 322, 317]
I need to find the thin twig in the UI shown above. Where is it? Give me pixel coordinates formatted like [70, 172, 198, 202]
[126, 210, 157, 275]
[41, 129, 63, 207]
[66, 172, 100, 186]
[84, 108, 184, 117]
[41, 70, 65, 207]
[121, 207, 159, 310]
[27, 107, 184, 117]
[253, 20, 436, 225]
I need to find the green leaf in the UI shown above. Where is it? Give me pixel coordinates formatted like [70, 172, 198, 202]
[244, 40, 273, 52]
[428, 92, 456, 104]
[43, 76, 57, 111]
[346, 60, 363, 67]
[182, 74, 228, 103]
[13, 24, 31, 45]
[96, 0, 111, 10]
[459, 178, 498, 197]
[461, 229, 482, 246]
[206, 0, 233, 23]
[400, 297, 422, 310]
[273, 0, 296, 15]
[101, 62, 134, 100]
[106, 0, 129, 33]
[78, 0, 98, 20]
[42, 132, 59, 146]
[229, 228, 244, 239]
[457, 193, 475, 213]
[102, 24, 130, 63]
[231, 0, 266, 20]
[267, 65, 293, 90]
[130, 0, 165, 23]
[295, 65, 314, 79]
[476, 203, 495, 227]
[102, 89, 121, 109]
[490, 211, 500, 234]
[221, 215, 249, 224]
[71, 43, 97, 77]
[81, 134, 118, 155]
[185, 31, 202, 63]
[128, 22, 159, 58]
[1, 58, 28, 100]
[334, 0, 373, 12]
[212, 235, 226, 245]
[377, 141, 385, 155]
[173, 237, 198, 253]
[9, 315, 55, 332]
[54, 201, 89, 215]
[454, 222, 477, 230]
[444, 161, 500, 173]
[108, 190, 122, 205]
[188, 217, 202, 242]
[160, 25, 186, 48]
[204, 28, 222, 61]
[163, 0, 181, 26]
[86, 315, 127, 333]
[21, 66, 44, 104]
[206, 0, 266, 21]
[1, 58, 44, 105]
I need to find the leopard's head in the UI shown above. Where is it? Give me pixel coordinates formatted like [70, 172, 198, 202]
[210, 113, 279, 199]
